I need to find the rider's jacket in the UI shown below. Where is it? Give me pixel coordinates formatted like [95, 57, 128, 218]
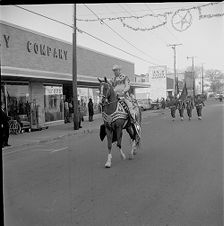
[186, 99, 194, 109]
[110, 73, 130, 98]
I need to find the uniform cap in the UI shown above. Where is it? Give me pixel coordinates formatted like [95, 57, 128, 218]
[112, 64, 121, 71]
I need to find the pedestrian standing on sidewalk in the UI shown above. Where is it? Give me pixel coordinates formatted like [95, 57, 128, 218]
[64, 99, 69, 123]
[161, 97, 166, 109]
[1, 102, 11, 148]
[185, 96, 194, 120]
[177, 98, 185, 121]
[169, 96, 178, 121]
[78, 100, 82, 128]
[194, 95, 205, 120]
[68, 99, 73, 123]
[88, 98, 94, 122]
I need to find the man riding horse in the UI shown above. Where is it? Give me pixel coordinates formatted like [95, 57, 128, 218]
[110, 64, 141, 136]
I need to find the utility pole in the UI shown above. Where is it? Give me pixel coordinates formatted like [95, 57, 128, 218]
[167, 43, 182, 96]
[73, 4, 79, 130]
[201, 63, 204, 94]
[187, 56, 195, 97]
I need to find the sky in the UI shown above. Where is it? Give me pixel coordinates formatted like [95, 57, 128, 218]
[1, 2, 224, 75]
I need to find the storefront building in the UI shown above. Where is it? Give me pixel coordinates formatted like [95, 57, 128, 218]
[1, 21, 140, 126]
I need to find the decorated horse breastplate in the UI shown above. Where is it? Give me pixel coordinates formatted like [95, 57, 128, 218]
[102, 101, 128, 124]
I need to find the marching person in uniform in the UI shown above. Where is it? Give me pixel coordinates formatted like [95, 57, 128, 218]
[177, 98, 185, 121]
[169, 95, 178, 121]
[110, 64, 140, 135]
[194, 94, 205, 120]
[185, 95, 194, 120]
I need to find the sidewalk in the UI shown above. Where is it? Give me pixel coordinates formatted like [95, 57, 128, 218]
[3, 109, 165, 151]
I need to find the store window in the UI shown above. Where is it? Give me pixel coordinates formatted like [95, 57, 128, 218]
[77, 87, 101, 115]
[3, 83, 30, 120]
[44, 85, 64, 122]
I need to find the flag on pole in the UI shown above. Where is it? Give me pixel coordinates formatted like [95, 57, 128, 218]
[179, 82, 188, 100]
[176, 77, 179, 95]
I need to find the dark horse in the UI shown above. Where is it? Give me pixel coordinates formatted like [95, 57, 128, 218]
[98, 77, 141, 168]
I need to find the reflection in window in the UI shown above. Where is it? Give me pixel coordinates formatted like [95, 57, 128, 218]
[44, 85, 63, 122]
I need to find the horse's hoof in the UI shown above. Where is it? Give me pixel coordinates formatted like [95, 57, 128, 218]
[105, 161, 111, 168]
[128, 154, 134, 160]
[120, 153, 126, 160]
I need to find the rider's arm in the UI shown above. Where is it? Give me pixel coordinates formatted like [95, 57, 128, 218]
[123, 76, 130, 93]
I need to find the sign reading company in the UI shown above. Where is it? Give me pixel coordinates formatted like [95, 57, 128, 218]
[45, 86, 63, 95]
[148, 66, 167, 100]
[27, 41, 68, 60]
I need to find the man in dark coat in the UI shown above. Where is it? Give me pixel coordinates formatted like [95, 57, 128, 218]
[169, 96, 178, 121]
[185, 95, 194, 120]
[1, 103, 11, 148]
[194, 95, 205, 120]
[77, 100, 82, 128]
[88, 98, 94, 122]
[177, 98, 186, 121]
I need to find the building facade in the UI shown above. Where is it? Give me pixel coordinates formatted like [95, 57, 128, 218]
[1, 21, 141, 126]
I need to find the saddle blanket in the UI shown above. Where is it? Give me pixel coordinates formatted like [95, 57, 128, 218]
[102, 101, 128, 124]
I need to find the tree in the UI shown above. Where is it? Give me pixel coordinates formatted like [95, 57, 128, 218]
[205, 69, 224, 93]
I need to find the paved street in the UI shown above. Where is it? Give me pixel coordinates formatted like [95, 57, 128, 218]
[3, 101, 223, 226]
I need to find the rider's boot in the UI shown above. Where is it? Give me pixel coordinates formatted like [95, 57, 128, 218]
[130, 111, 141, 137]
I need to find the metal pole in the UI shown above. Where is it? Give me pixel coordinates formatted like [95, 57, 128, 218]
[167, 44, 182, 96]
[173, 46, 177, 96]
[73, 4, 79, 130]
[192, 57, 195, 97]
[201, 63, 204, 94]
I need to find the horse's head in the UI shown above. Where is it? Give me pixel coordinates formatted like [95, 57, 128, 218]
[98, 77, 113, 105]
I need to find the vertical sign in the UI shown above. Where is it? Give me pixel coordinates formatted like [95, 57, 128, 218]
[148, 66, 167, 101]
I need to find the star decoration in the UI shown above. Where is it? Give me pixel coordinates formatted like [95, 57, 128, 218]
[172, 10, 192, 32]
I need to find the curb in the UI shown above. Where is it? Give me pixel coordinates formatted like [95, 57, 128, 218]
[3, 110, 165, 152]
[3, 127, 99, 152]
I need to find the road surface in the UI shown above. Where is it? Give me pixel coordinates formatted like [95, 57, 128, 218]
[3, 101, 223, 226]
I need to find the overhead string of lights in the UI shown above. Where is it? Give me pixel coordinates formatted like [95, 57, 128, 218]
[77, 2, 224, 32]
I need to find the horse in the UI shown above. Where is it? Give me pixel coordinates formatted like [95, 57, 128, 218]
[98, 77, 142, 168]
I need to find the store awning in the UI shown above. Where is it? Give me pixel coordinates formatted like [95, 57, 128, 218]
[2, 66, 151, 89]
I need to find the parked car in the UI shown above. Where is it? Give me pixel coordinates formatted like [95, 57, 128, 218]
[137, 99, 151, 111]
[150, 101, 161, 110]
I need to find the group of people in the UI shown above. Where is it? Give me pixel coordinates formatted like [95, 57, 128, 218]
[64, 98, 94, 128]
[1, 102, 11, 148]
[168, 94, 205, 121]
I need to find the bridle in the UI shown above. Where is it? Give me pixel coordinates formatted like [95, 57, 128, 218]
[99, 82, 117, 107]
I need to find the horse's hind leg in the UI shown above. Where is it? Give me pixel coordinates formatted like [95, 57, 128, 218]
[105, 129, 113, 168]
[116, 127, 126, 160]
[126, 125, 136, 159]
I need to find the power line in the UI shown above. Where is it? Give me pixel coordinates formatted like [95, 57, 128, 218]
[14, 5, 73, 29]
[144, 3, 180, 43]
[77, 3, 210, 17]
[83, 3, 159, 66]
[13, 4, 157, 65]
[118, 3, 166, 64]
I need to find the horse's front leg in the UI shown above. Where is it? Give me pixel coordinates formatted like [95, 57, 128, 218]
[116, 126, 126, 160]
[105, 128, 113, 168]
[126, 125, 136, 160]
